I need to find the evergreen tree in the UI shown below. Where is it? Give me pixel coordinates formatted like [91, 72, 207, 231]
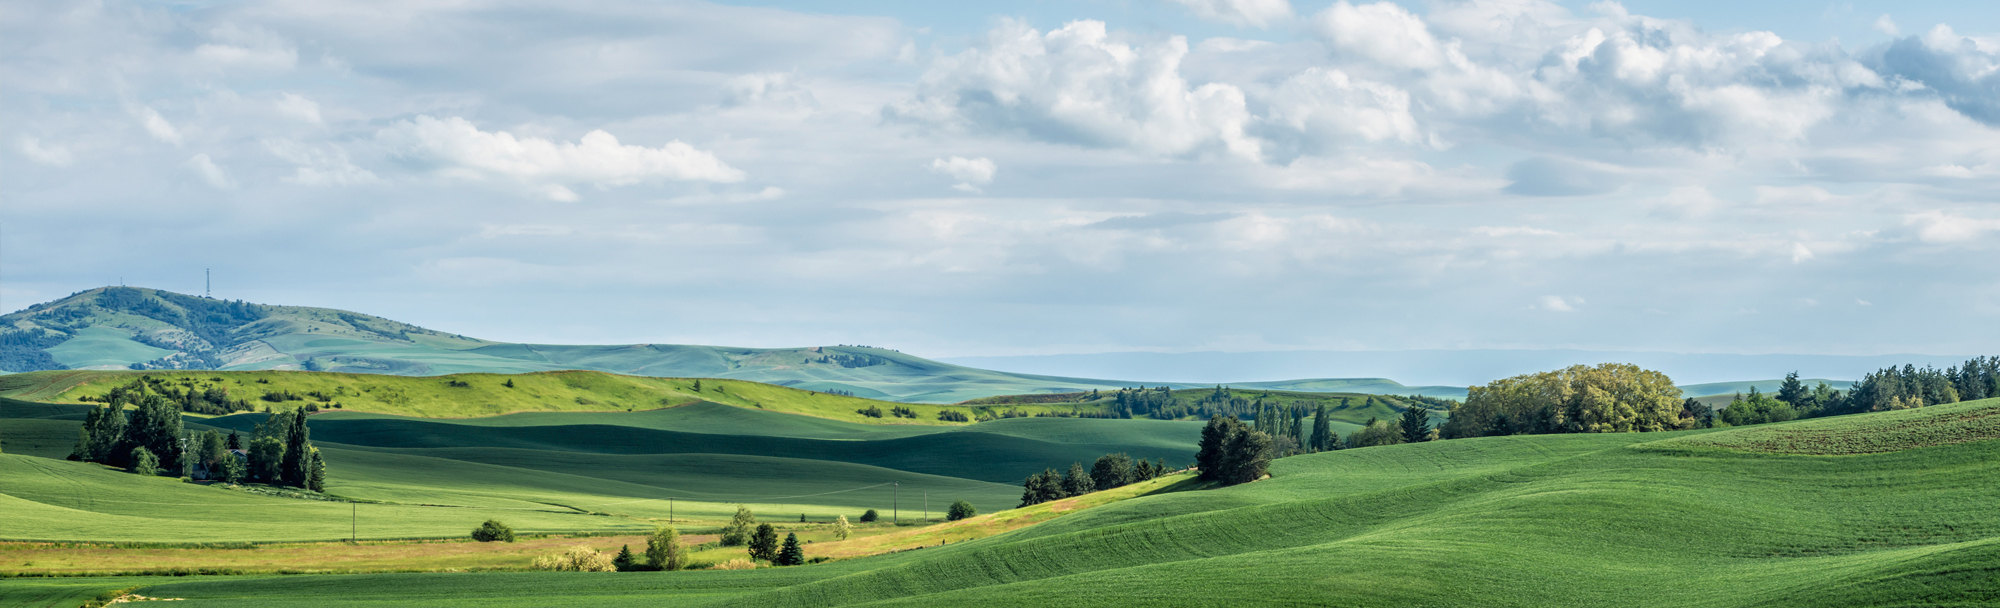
[613, 545, 637, 572]
[1398, 406, 1431, 444]
[775, 533, 806, 566]
[1777, 371, 1808, 406]
[282, 407, 312, 487]
[1309, 403, 1333, 452]
[1061, 462, 1095, 496]
[1195, 415, 1237, 478]
[720, 505, 757, 546]
[1218, 423, 1273, 484]
[646, 525, 687, 571]
[306, 448, 326, 492]
[226, 430, 241, 450]
[747, 524, 780, 562]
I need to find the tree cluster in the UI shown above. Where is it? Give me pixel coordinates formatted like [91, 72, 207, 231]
[69, 391, 185, 476]
[1196, 416, 1272, 485]
[1439, 363, 1686, 439]
[1018, 452, 1170, 507]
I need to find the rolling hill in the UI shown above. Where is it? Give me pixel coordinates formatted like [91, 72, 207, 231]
[8, 397, 1994, 606]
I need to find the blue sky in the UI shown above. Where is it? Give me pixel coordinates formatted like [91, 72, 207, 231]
[3, 0, 1996, 358]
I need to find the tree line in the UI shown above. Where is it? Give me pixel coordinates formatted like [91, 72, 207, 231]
[1019, 452, 1173, 507]
[69, 387, 323, 490]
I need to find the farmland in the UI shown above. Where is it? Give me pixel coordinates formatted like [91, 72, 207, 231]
[3, 395, 1996, 605]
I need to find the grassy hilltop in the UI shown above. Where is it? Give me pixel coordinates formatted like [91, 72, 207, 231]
[0, 287, 1208, 403]
[5, 397, 1993, 606]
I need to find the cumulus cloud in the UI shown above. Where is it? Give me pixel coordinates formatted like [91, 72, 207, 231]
[725, 72, 817, 108]
[1874, 15, 1900, 37]
[193, 23, 298, 71]
[1904, 210, 2000, 243]
[376, 116, 744, 200]
[1167, 0, 1293, 29]
[183, 153, 234, 189]
[1260, 67, 1420, 154]
[18, 137, 74, 167]
[1873, 26, 2000, 126]
[889, 19, 1260, 159]
[927, 156, 997, 192]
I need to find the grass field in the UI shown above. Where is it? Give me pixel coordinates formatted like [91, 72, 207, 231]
[11, 397, 1991, 606]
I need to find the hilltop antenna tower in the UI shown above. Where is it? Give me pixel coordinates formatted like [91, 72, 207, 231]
[206, 268, 211, 298]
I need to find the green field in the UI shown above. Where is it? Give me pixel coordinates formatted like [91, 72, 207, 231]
[5, 397, 1995, 605]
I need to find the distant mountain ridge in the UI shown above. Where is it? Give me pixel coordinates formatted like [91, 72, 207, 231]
[2, 287, 1875, 403]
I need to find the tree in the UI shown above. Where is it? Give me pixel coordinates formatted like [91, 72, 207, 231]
[1062, 462, 1095, 496]
[775, 533, 806, 566]
[947, 500, 977, 521]
[1195, 416, 1238, 479]
[1218, 423, 1272, 484]
[281, 407, 312, 487]
[471, 520, 515, 542]
[1777, 371, 1808, 407]
[1091, 453, 1134, 490]
[218, 450, 245, 484]
[646, 525, 688, 571]
[693, 379, 702, 392]
[748, 524, 780, 562]
[720, 505, 757, 546]
[859, 509, 878, 523]
[1309, 403, 1334, 452]
[833, 515, 852, 540]
[613, 545, 637, 572]
[1346, 419, 1403, 449]
[1441, 363, 1684, 438]
[195, 430, 226, 480]
[131, 446, 159, 476]
[248, 435, 285, 482]
[1398, 407, 1431, 444]
[502, 378, 516, 389]
[226, 430, 241, 450]
[306, 448, 326, 492]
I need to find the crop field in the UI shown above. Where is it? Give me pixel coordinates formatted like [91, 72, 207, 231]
[6, 397, 1990, 606]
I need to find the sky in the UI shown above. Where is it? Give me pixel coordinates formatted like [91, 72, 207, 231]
[3, 0, 1997, 359]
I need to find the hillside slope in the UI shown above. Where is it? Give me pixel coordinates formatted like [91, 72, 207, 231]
[0, 287, 1195, 402]
[35, 397, 1999, 606]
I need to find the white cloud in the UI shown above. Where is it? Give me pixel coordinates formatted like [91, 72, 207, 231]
[376, 116, 744, 200]
[193, 23, 298, 71]
[1167, 0, 1294, 29]
[275, 93, 322, 124]
[1537, 295, 1580, 312]
[1790, 242, 1815, 263]
[264, 139, 378, 186]
[1874, 15, 1900, 37]
[1904, 210, 2000, 243]
[927, 156, 998, 192]
[183, 153, 234, 189]
[1262, 67, 1420, 150]
[130, 105, 182, 145]
[18, 137, 74, 167]
[1311, 1, 1446, 70]
[889, 19, 1260, 159]
[725, 72, 817, 108]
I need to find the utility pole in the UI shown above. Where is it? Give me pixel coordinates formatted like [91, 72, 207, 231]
[670, 498, 674, 523]
[924, 491, 928, 522]
[352, 502, 356, 542]
[893, 482, 899, 524]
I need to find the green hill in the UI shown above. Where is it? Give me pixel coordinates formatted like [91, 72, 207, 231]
[0, 287, 1185, 403]
[11, 397, 1991, 606]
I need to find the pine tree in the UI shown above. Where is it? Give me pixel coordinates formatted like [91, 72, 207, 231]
[1399, 406, 1431, 444]
[775, 533, 806, 566]
[613, 545, 636, 571]
[1062, 462, 1095, 496]
[226, 430, 241, 450]
[1309, 403, 1332, 452]
[306, 448, 326, 492]
[282, 408, 312, 487]
[748, 524, 780, 562]
[1777, 371, 1807, 406]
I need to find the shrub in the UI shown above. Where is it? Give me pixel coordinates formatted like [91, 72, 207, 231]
[947, 500, 977, 521]
[532, 545, 616, 572]
[856, 406, 884, 418]
[710, 559, 757, 570]
[859, 509, 879, 523]
[471, 520, 515, 542]
[131, 447, 159, 476]
[937, 410, 970, 422]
